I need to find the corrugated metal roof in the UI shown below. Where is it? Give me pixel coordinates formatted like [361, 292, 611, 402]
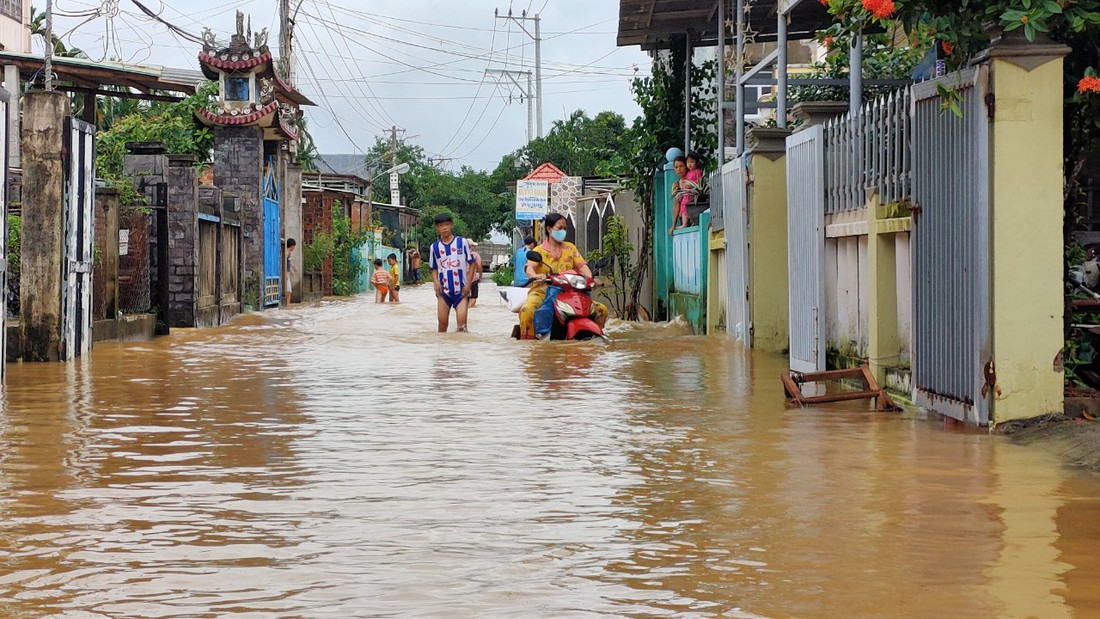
[0, 51, 205, 94]
[617, 0, 832, 50]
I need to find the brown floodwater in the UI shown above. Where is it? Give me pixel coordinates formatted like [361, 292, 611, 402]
[1, 285, 1099, 618]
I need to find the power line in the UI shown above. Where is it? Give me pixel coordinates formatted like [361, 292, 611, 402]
[437, 17, 498, 156]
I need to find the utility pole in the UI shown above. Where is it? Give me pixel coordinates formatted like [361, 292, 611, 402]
[494, 8, 542, 138]
[389, 125, 403, 206]
[43, 0, 54, 90]
[485, 68, 533, 144]
[279, 0, 302, 84]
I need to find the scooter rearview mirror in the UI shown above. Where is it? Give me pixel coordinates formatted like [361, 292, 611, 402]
[526, 250, 543, 263]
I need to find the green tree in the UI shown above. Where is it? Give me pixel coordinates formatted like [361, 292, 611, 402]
[608, 46, 687, 320]
[407, 165, 509, 242]
[514, 110, 630, 177]
[411, 206, 470, 253]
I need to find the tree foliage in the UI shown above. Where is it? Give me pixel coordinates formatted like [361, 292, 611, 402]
[511, 110, 630, 177]
[610, 45, 688, 320]
[95, 81, 218, 180]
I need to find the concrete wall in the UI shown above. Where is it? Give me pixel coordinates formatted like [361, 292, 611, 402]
[213, 125, 263, 308]
[987, 44, 1067, 423]
[823, 213, 913, 373]
[19, 91, 69, 362]
[0, 10, 31, 54]
[284, 164, 303, 303]
[93, 188, 120, 322]
[747, 148, 790, 353]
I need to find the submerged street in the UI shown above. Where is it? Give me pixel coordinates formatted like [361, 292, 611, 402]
[1, 286, 1099, 618]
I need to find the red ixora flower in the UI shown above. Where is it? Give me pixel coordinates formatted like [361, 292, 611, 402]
[824, 35, 835, 47]
[941, 41, 955, 55]
[861, 0, 896, 19]
[1079, 76, 1100, 94]
[819, 0, 827, 5]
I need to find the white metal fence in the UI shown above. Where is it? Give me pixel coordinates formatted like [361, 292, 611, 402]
[911, 67, 991, 425]
[722, 157, 750, 344]
[824, 89, 912, 213]
[786, 126, 826, 372]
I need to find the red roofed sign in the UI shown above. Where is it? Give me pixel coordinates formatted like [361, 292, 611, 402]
[523, 162, 567, 183]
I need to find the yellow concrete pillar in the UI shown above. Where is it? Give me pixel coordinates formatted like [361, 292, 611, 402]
[865, 192, 911, 385]
[707, 229, 725, 335]
[746, 128, 791, 353]
[984, 38, 1068, 424]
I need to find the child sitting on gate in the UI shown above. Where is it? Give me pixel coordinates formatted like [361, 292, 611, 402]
[371, 258, 391, 303]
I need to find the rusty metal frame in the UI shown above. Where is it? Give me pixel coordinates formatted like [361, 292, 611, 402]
[781, 363, 899, 411]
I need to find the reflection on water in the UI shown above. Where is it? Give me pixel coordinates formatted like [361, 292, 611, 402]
[0, 286, 1099, 618]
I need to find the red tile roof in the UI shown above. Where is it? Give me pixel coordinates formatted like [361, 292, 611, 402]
[198, 50, 273, 72]
[524, 162, 568, 182]
[197, 100, 278, 126]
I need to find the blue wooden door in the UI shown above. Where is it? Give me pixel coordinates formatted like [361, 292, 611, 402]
[262, 158, 281, 306]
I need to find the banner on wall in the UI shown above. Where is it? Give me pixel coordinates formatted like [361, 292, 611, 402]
[515, 180, 549, 221]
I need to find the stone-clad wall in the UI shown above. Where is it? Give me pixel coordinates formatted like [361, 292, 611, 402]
[166, 156, 198, 327]
[213, 125, 263, 308]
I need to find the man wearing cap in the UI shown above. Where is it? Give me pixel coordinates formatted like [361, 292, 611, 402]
[428, 212, 477, 332]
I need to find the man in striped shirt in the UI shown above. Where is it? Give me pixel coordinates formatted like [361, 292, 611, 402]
[429, 212, 477, 332]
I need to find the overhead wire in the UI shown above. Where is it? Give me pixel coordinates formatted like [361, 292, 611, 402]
[315, 0, 398, 129]
[295, 17, 392, 135]
[436, 17, 498, 156]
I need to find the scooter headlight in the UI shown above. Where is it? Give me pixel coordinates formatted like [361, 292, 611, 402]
[567, 274, 587, 289]
[555, 300, 576, 316]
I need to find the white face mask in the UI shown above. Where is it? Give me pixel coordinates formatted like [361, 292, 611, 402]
[551, 229, 567, 242]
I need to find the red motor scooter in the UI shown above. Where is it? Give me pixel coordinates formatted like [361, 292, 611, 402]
[511, 251, 608, 341]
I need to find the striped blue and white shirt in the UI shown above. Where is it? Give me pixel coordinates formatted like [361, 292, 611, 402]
[429, 236, 475, 297]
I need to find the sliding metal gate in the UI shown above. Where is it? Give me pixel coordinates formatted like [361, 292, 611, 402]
[786, 125, 826, 372]
[61, 118, 96, 360]
[911, 66, 991, 425]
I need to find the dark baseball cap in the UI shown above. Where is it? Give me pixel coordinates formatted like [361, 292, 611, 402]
[434, 212, 453, 224]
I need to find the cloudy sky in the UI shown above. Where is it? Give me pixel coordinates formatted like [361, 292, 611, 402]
[50, 0, 652, 171]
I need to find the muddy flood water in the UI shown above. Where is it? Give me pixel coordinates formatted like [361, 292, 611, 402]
[1, 285, 1099, 618]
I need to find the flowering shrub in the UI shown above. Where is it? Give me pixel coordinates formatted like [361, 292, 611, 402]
[1079, 73, 1100, 95]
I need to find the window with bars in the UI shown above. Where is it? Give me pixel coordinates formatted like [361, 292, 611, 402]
[0, 0, 22, 22]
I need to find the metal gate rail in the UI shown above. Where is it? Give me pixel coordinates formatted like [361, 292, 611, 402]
[911, 66, 991, 425]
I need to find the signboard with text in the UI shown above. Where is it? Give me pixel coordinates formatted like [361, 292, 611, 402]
[515, 180, 549, 221]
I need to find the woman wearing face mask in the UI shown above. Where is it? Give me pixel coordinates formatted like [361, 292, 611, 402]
[518, 212, 608, 340]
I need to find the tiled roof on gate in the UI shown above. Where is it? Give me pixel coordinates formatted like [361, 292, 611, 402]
[524, 162, 568, 182]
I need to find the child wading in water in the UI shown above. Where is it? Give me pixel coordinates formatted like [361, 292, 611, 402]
[387, 253, 401, 303]
[371, 258, 391, 303]
[429, 212, 477, 332]
[669, 151, 704, 234]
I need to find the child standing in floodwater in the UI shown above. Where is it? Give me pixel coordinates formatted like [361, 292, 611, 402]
[387, 253, 401, 303]
[371, 258, 390, 303]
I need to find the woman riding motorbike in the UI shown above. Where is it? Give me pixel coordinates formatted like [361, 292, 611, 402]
[519, 213, 609, 340]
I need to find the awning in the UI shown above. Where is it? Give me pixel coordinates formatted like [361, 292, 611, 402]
[617, 0, 833, 50]
[0, 51, 205, 101]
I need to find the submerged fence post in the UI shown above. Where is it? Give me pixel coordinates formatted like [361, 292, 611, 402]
[19, 91, 69, 362]
[982, 36, 1070, 424]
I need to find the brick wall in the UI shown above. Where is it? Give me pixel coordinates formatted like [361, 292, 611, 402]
[212, 125, 263, 308]
[166, 155, 198, 327]
[302, 189, 334, 296]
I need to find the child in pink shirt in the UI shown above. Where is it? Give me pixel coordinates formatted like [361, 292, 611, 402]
[669, 152, 705, 234]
